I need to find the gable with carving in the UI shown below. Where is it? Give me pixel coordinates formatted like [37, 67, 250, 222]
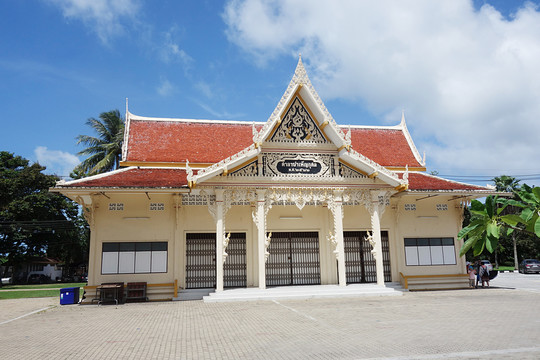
[269, 97, 327, 144]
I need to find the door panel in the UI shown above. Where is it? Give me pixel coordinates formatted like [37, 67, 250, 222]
[185, 233, 247, 289]
[344, 231, 391, 284]
[266, 232, 321, 286]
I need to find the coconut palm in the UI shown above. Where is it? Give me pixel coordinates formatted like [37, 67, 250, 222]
[76, 110, 125, 176]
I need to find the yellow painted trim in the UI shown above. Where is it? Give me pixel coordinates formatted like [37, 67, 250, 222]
[338, 159, 369, 177]
[174, 279, 178, 298]
[368, 171, 378, 179]
[120, 161, 212, 168]
[147, 282, 175, 287]
[386, 166, 427, 172]
[402, 274, 468, 279]
[395, 183, 408, 192]
[320, 120, 329, 130]
[222, 168, 228, 176]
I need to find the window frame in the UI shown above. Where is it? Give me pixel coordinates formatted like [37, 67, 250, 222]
[404, 237, 456, 266]
[101, 241, 168, 275]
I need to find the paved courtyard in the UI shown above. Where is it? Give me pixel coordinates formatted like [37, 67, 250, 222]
[1, 279, 540, 359]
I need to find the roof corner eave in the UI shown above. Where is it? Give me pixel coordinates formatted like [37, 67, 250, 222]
[339, 150, 403, 188]
[193, 145, 261, 185]
[396, 190, 512, 198]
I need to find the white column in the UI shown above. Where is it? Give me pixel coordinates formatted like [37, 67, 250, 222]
[256, 189, 267, 289]
[333, 191, 347, 287]
[215, 189, 225, 292]
[371, 192, 385, 286]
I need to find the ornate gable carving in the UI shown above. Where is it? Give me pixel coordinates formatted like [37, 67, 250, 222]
[339, 163, 367, 179]
[229, 160, 258, 177]
[269, 97, 327, 144]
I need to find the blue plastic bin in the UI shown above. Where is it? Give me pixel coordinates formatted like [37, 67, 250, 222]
[60, 287, 80, 305]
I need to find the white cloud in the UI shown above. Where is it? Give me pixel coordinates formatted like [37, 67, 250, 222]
[195, 81, 213, 98]
[46, 0, 140, 43]
[34, 146, 80, 177]
[157, 77, 174, 96]
[160, 27, 194, 66]
[223, 0, 540, 179]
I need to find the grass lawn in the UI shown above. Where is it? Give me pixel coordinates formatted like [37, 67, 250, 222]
[494, 266, 515, 271]
[0, 289, 61, 299]
[0, 283, 86, 300]
[1, 282, 86, 290]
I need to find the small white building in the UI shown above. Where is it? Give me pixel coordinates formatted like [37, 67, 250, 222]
[53, 59, 499, 300]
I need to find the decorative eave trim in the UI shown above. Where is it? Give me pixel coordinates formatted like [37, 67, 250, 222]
[127, 113, 265, 126]
[193, 144, 260, 185]
[399, 112, 425, 167]
[122, 109, 132, 161]
[54, 166, 136, 187]
[340, 148, 404, 188]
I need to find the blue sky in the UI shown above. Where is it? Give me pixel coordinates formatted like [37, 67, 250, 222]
[1, 0, 539, 186]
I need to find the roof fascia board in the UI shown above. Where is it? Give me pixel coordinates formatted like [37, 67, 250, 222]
[399, 113, 425, 166]
[122, 110, 131, 161]
[54, 166, 137, 187]
[340, 149, 403, 187]
[128, 113, 265, 126]
[51, 188, 190, 195]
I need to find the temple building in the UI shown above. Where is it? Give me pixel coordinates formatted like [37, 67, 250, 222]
[52, 58, 498, 301]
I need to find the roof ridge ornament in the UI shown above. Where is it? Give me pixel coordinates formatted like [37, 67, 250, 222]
[186, 159, 194, 188]
[292, 53, 309, 86]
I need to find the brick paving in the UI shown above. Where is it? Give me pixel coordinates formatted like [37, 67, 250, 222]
[1, 288, 539, 359]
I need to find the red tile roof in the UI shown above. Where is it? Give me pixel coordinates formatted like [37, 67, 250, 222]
[350, 128, 422, 168]
[59, 168, 189, 188]
[404, 172, 488, 191]
[59, 168, 488, 192]
[124, 120, 260, 164]
[124, 119, 423, 168]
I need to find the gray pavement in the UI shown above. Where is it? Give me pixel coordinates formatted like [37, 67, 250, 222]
[1, 282, 540, 359]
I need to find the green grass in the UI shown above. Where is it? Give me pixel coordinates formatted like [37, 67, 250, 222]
[0, 283, 86, 300]
[0, 282, 86, 290]
[494, 266, 515, 271]
[0, 289, 61, 300]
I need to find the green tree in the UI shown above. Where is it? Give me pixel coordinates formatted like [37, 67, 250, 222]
[459, 186, 540, 260]
[493, 175, 521, 193]
[0, 152, 88, 283]
[76, 109, 125, 176]
[492, 175, 521, 268]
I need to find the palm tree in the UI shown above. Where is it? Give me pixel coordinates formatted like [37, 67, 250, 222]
[76, 110, 125, 176]
[492, 175, 521, 193]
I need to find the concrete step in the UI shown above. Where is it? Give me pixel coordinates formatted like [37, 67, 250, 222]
[203, 283, 404, 302]
[406, 277, 469, 291]
[174, 288, 214, 301]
